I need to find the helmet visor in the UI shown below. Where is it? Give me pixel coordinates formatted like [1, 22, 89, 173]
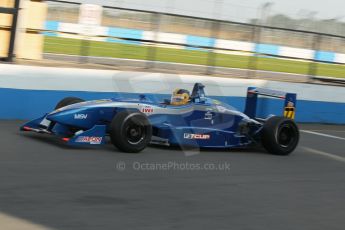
[171, 94, 185, 104]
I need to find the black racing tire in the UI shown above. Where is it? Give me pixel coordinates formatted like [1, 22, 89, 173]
[55, 97, 85, 110]
[261, 116, 299, 155]
[110, 111, 152, 153]
[51, 97, 85, 135]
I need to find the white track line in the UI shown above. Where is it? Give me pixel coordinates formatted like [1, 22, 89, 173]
[301, 130, 345, 141]
[306, 130, 345, 133]
[302, 147, 345, 163]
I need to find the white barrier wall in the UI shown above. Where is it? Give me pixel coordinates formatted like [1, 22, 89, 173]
[0, 64, 344, 123]
[279, 47, 315, 60]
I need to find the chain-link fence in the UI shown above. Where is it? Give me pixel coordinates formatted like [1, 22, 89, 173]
[41, 0, 345, 82]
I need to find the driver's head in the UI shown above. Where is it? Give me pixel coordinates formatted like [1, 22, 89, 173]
[171, 89, 190, 106]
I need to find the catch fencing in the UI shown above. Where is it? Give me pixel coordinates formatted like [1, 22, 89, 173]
[32, 0, 345, 81]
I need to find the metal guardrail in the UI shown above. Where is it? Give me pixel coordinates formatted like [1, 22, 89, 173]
[25, 0, 345, 81]
[312, 76, 345, 85]
[46, 0, 345, 39]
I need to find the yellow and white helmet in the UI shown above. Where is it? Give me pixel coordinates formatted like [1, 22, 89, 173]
[171, 89, 190, 106]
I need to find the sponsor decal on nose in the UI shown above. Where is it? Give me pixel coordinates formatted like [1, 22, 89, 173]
[76, 136, 103, 144]
[74, 114, 88, 119]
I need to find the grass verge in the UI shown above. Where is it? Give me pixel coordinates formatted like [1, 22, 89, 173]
[44, 36, 345, 78]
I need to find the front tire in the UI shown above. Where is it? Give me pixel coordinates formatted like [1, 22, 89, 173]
[55, 97, 84, 110]
[261, 116, 299, 155]
[51, 97, 85, 135]
[110, 111, 152, 153]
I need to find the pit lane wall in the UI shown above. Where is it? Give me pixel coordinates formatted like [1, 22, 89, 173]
[0, 64, 344, 124]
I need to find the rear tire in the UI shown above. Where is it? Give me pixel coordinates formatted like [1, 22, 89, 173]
[55, 97, 84, 110]
[261, 116, 299, 155]
[110, 111, 152, 153]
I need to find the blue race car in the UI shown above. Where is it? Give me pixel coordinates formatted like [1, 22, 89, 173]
[20, 83, 299, 155]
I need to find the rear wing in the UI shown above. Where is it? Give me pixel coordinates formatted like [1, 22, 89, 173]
[244, 87, 297, 120]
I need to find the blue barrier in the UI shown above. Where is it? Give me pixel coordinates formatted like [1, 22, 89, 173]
[44, 21, 59, 37]
[1, 87, 344, 124]
[255, 44, 280, 56]
[186, 35, 215, 51]
[107, 27, 143, 45]
[314, 51, 336, 62]
[255, 97, 345, 124]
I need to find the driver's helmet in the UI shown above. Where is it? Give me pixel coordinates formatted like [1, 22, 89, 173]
[171, 89, 190, 106]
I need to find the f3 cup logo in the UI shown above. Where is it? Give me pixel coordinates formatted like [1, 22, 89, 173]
[184, 133, 210, 140]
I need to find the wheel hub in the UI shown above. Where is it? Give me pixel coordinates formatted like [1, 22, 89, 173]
[126, 123, 145, 145]
[130, 128, 139, 137]
[278, 124, 296, 148]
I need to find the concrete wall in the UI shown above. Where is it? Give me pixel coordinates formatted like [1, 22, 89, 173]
[0, 64, 344, 123]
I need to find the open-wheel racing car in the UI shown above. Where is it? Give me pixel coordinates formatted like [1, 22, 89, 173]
[21, 83, 299, 155]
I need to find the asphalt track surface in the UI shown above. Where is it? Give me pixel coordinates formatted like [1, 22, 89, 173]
[0, 121, 344, 230]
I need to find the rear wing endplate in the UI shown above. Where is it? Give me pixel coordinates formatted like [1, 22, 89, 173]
[244, 87, 297, 120]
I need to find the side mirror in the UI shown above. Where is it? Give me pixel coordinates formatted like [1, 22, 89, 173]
[139, 94, 147, 101]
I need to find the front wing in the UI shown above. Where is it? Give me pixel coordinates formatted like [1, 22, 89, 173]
[20, 116, 107, 146]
